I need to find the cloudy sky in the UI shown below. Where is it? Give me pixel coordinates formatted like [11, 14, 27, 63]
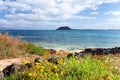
[0, 0, 120, 30]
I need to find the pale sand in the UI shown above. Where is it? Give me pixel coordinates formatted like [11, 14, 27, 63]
[0, 54, 40, 71]
[0, 58, 22, 71]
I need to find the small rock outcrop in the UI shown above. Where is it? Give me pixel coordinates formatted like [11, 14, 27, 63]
[56, 26, 72, 30]
[2, 63, 33, 77]
[66, 47, 120, 60]
[83, 47, 120, 55]
[34, 57, 43, 63]
[3, 63, 22, 76]
[67, 53, 74, 58]
[48, 57, 58, 64]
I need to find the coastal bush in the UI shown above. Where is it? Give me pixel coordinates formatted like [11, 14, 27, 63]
[0, 33, 46, 59]
[26, 42, 45, 55]
[0, 33, 21, 59]
[4, 55, 120, 80]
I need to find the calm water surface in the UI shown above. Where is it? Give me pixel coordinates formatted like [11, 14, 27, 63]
[1, 30, 120, 50]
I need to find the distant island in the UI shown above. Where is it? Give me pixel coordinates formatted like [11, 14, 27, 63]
[56, 26, 72, 30]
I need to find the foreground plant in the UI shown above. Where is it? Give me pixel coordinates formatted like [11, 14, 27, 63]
[4, 55, 120, 80]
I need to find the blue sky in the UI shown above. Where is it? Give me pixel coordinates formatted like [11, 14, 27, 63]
[0, 0, 120, 30]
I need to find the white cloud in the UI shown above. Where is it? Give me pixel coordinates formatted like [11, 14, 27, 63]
[0, 0, 120, 29]
[105, 10, 120, 28]
[105, 11, 120, 16]
[111, 11, 120, 16]
[105, 11, 120, 22]
[103, 0, 120, 3]
[91, 12, 99, 14]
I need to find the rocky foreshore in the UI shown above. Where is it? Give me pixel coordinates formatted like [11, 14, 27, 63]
[1, 47, 120, 79]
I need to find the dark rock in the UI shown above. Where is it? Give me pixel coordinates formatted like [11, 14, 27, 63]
[25, 63, 33, 69]
[101, 49, 109, 54]
[34, 57, 43, 63]
[3, 63, 33, 77]
[84, 48, 97, 54]
[48, 57, 58, 64]
[83, 47, 120, 55]
[67, 53, 74, 58]
[75, 52, 85, 58]
[3, 63, 21, 76]
[56, 26, 72, 30]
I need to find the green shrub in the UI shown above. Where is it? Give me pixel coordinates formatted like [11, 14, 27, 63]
[26, 42, 45, 55]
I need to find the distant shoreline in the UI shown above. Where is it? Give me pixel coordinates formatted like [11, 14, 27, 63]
[1, 29, 120, 30]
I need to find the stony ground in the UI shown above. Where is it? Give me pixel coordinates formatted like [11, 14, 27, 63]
[0, 50, 70, 71]
[0, 58, 22, 71]
[111, 54, 120, 69]
[0, 51, 120, 73]
[0, 54, 41, 71]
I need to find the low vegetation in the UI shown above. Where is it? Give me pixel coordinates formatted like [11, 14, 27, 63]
[4, 55, 120, 80]
[1, 33, 120, 80]
[0, 33, 46, 59]
[26, 42, 45, 55]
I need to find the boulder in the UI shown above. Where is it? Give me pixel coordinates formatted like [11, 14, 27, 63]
[34, 57, 43, 63]
[3, 63, 21, 76]
[48, 57, 58, 64]
[67, 53, 74, 58]
[74, 52, 87, 59]
[3, 63, 33, 77]
[25, 63, 33, 69]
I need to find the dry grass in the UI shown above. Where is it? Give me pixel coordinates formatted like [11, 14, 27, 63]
[0, 33, 21, 59]
[0, 33, 46, 59]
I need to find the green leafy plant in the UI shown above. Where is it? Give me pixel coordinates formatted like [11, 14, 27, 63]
[26, 42, 45, 55]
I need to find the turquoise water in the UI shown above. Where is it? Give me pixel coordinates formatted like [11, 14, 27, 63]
[1, 30, 120, 50]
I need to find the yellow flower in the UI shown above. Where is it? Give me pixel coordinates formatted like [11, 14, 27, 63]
[44, 72, 47, 76]
[38, 60, 42, 62]
[61, 72, 63, 76]
[40, 69, 44, 72]
[32, 58, 35, 61]
[35, 62, 39, 65]
[107, 76, 112, 80]
[40, 66, 45, 69]
[55, 73, 58, 77]
[22, 60, 30, 64]
[54, 65, 58, 69]
[59, 61, 63, 65]
[46, 62, 49, 65]
[28, 72, 32, 77]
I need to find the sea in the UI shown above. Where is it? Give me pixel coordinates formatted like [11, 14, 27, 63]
[0, 30, 120, 51]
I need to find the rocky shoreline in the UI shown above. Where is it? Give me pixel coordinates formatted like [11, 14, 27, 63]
[1, 47, 120, 79]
